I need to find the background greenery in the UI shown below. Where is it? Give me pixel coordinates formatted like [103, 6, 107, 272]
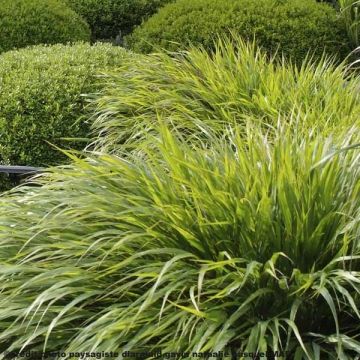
[64, 0, 174, 41]
[0, 173, 17, 193]
[0, 0, 90, 54]
[338, 0, 360, 47]
[127, 0, 351, 64]
[0, 42, 132, 167]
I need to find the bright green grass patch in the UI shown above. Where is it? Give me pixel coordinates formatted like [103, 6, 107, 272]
[89, 36, 360, 154]
[0, 123, 359, 357]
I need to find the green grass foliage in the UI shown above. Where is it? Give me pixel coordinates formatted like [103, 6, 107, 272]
[339, 0, 360, 47]
[0, 123, 359, 358]
[0, 43, 132, 167]
[0, 0, 90, 54]
[89, 37, 360, 154]
[64, 0, 173, 40]
[127, 0, 350, 64]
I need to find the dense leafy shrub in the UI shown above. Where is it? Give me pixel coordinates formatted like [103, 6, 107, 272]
[318, 0, 337, 4]
[64, 0, 173, 40]
[127, 0, 350, 63]
[0, 149, 12, 192]
[0, 0, 90, 54]
[90, 37, 360, 154]
[0, 174, 15, 193]
[0, 124, 359, 357]
[0, 172, 31, 193]
[0, 43, 131, 167]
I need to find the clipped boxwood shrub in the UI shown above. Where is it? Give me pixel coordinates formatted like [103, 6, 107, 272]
[64, 0, 173, 40]
[0, 0, 91, 54]
[0, 43, 132, 167]
[127, 0, 351, 64]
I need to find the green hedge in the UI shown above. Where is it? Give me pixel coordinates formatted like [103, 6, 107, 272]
[127, 0, 350, 64]
[0, 43, 132, 167]
[64, 0, 173, 40]
[0, 0, 90, 54]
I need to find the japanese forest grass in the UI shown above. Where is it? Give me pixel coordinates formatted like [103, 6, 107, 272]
[88, 37, 360, 154]
[0, 123, 359, 358]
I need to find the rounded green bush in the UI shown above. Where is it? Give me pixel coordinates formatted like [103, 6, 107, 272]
[127, 0, 350, 63]
[0, 0, 91, 54]
[0, 43, 132, 167]
[64, 0, 173, 40]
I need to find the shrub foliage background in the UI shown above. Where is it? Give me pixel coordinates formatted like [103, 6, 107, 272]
[127, 0, 350, 64]
[0, 43, 131, 167]
[64, 0, 173, 40]
[0, 0, 90, 54]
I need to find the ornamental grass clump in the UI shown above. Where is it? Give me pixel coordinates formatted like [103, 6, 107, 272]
[0, 123, 359, 358]
[89, 37, 360, 154]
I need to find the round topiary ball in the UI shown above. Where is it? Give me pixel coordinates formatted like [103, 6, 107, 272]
[0, 0, 91, 54]
[64, 0, 173, 41]
[0, 43, 132, 167]
[127, 0, 351, 64]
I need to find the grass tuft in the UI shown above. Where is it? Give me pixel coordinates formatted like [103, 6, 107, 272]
[0, 122, 359, 358]
[87, 36, 360, 155]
